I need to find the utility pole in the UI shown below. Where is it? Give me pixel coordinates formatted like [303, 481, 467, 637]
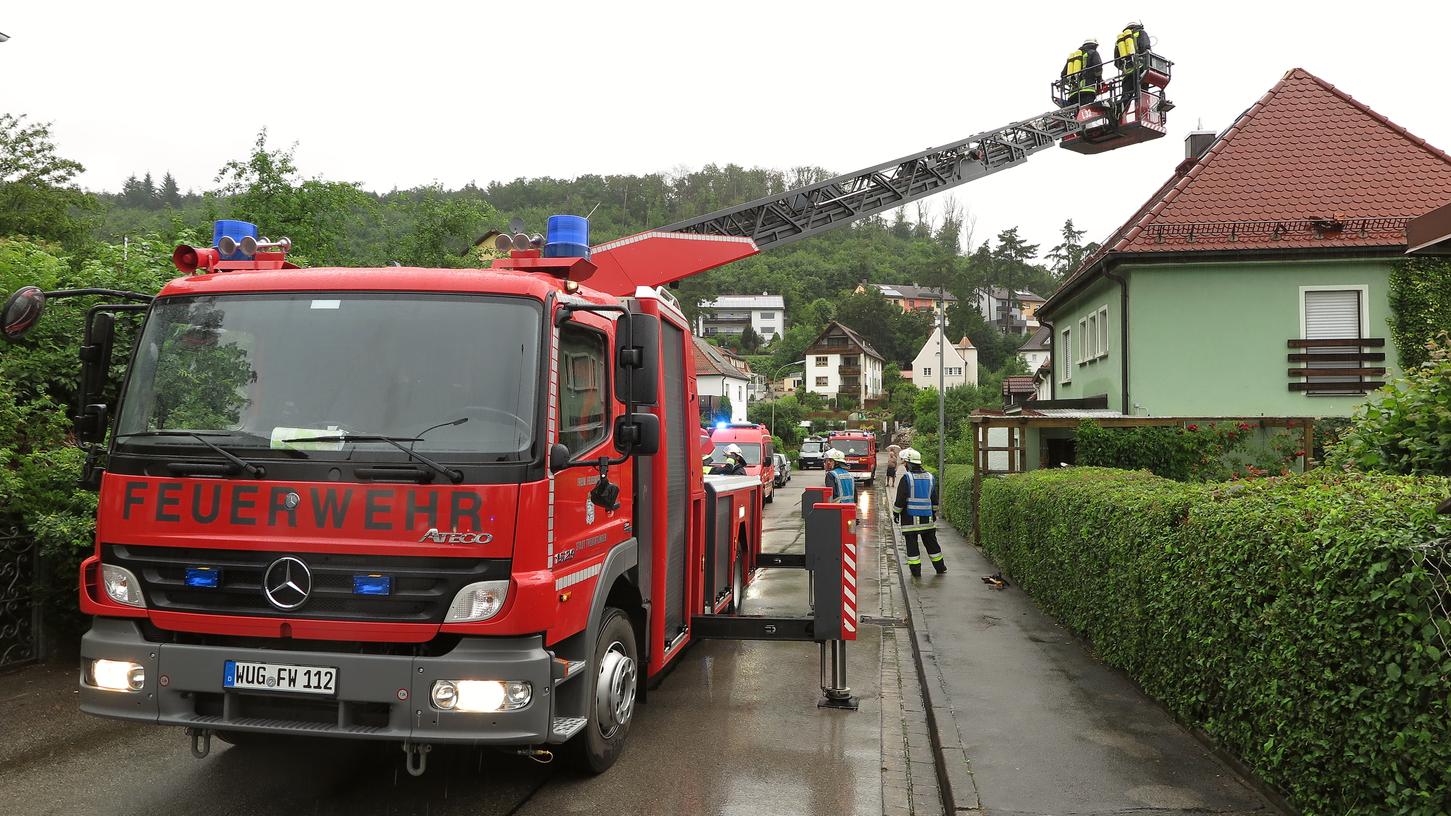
[937, 289, 946, 479]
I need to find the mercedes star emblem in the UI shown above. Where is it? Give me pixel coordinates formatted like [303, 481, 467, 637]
[263, 556, 312, 610]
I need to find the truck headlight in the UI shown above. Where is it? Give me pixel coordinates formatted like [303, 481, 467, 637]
[89, 659, 145, 692]
[431, 680, 531, 712]
[101, 564, 145, 608]
[443, 580, 508, 623]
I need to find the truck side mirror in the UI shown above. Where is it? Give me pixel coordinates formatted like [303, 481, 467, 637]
[549, 443, 571, 473]
[614, 412, 660, 456]
[76, 311, 116, 443]
[615, 313, 659, 406]
[2, 286, 47, 342]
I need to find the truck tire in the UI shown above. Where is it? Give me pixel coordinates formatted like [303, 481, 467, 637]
[567, 607, 638, 774]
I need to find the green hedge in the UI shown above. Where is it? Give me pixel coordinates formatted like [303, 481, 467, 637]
[978, 468, 1451, 815]
[941, 464, 973, 533]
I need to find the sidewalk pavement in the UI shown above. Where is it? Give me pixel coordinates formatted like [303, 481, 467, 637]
[879, 488, 1281, 816]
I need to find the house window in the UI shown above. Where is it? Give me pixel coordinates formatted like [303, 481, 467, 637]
[1302, 287, 1366, 393]
[1086, 314, 1097, 360]
[1097, 306, 1109, 358]
[815, 356, 829, 366]
[1078, 318, 1088, 364]
[815, 376, 829, 387]
[947, 367, 962, 376]
[557, 325, 609, 455]
[758, 311, 774, 320]
[921, 367, 932, 377]
[1061, 328, 1073, 382]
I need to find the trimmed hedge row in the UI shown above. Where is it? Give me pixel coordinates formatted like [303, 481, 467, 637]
[977, 468, 1451, 815]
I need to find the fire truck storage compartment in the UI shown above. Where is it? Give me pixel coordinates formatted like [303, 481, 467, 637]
[703, 476, 759, 610]
[661, 321, 689, 642]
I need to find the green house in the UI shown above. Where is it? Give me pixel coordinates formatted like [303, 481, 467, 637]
[1037, 67, 1451, 420]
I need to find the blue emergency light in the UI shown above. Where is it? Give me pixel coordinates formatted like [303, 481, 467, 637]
[184, 567, 221, 588]
[212, 220, 258, 260]
[353, 574, 393, 596]
[715, 421, 727, 430]
[543, 214, 590, 260]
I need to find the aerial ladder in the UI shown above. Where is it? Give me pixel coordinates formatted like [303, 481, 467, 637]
[570, 49, 1173, 297]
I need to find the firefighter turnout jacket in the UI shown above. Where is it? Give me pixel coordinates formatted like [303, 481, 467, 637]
[894, 468, 939, 532]
[1115, 26, 1150, 72]
[828, 465, 856, 503]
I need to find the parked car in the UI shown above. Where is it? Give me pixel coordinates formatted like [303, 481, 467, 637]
[798, 436, 827, 469]
[772, 453, 791, 487]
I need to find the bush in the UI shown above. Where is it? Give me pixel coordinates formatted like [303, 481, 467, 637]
[940, 465, 973, 533]
[1388, 257, 1451, 370]
[1327, 337, 1451, 476]
[1076, 420, 1301, 482]
[977, 468, 1451, 814]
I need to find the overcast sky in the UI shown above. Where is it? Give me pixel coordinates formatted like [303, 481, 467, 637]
[6, 1, 1450, 258]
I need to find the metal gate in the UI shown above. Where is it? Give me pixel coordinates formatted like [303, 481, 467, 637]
[0, 529, 40, 669]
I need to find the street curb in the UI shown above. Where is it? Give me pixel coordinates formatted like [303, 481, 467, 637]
[884, 517, 980, 814]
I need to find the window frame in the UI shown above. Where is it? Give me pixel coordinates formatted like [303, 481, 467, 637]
[1097, 305, 1109, 359]
[1078, 318, 1088, 365]
[1299, 285, 1369, 395]
[555, 322, 612, 456]
[1061, 328, 1073, 383]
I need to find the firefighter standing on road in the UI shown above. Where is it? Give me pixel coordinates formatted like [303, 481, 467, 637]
[894, 448, 946, 577]
[1060, 38, 1102, 107]
[824, 449, 856, 504]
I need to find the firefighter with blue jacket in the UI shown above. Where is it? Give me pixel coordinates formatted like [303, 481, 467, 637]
[894, 448, 946, 577]
[824, 449, 856, 504]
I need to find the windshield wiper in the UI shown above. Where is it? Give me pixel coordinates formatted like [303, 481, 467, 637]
[115, 430, 267, 478]
[285, 432, 463, 484]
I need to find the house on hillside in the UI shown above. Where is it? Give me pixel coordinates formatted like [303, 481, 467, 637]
[973, 288, 1045, 333]
[975, 67, 1451, 474]
[693, 337, 750, 423]
[856, 283, 957, 315]
[1018, 326, 1051, 374]
[696, 294, 785, 342]
[910, 328, 978, 389]
[804, 321, 885, 405]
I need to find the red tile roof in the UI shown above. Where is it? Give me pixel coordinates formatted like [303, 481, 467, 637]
[1047, 68, 1451, 312]
[692, 337, 748, 379]
[1123, 68, 1451, 252]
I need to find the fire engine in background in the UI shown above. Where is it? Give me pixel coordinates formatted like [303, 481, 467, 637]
[828, 431, 878, 486]
[0, 46, 1170, 776]
[710, 422, 776, 504]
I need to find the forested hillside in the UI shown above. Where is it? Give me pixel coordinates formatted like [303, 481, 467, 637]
[77, 128, 1094, 371]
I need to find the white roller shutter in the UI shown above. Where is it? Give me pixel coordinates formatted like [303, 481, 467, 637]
[1304, 290, 1361, 339]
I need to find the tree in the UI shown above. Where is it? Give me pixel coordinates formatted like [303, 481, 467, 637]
[0, 113, 94, 244]
[1326, 335, 1451, 475]
[213, 130, 377, 265]
[739, 324, 761, 353]
[393, 185, 496, 268]
[1046, 218, 1089, 278]
[159, 173, 182, 209]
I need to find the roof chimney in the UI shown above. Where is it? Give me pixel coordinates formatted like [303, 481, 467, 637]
[1185, 130, 1216, 161]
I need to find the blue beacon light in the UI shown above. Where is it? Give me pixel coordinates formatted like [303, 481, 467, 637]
[543, 215, 590, 260]
[184, 567, 221, 588]
[353, 574, 393, 596]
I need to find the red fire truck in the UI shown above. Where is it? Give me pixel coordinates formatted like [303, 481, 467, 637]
[828, 430, 877, 486]
[0, 54, 1170, 775]
[709, 422, 776, 503]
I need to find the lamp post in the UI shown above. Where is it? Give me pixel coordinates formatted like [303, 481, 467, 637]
[766, 359, 806, 438]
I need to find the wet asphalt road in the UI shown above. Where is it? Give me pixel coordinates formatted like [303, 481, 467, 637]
[0, 472, 892, 816]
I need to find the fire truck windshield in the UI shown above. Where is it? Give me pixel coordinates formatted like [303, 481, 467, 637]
[835, 440, 869, 456]
[712, 443, 762, 465]
[115, 293, 541, 458]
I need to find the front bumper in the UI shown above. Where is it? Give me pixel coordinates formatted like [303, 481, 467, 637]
[80, 618, 555, 745]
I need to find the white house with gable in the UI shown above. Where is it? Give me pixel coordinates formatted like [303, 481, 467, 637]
[911, 327, 978, 389]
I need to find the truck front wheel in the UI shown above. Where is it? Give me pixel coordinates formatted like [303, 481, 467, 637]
[568, 607, 637, 774]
